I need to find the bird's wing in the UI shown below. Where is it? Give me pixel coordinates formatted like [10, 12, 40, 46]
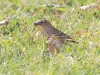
[55, 32, 78, 43]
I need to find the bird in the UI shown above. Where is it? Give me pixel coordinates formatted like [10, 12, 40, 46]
[34, 18, 77, 54]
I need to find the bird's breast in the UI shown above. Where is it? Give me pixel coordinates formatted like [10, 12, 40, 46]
[36, 25, 44, 32]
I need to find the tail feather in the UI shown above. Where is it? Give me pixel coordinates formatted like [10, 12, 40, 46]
[66, 39, 78, 43]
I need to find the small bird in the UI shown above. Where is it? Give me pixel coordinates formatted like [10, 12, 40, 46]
[34, 19, 77, 54]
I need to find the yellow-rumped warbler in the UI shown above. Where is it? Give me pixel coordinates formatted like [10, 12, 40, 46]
[34, 19, 77, 54]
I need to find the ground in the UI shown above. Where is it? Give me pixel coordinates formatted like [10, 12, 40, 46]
[0, 0, 100, 75]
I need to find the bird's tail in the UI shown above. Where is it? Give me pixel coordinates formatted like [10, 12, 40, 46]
[66, 39, 78, 43]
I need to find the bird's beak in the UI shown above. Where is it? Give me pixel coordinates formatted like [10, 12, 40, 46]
[34, 22, 38, 25]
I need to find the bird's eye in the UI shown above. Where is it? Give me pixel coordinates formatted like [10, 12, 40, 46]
[41, 21, 44, 23]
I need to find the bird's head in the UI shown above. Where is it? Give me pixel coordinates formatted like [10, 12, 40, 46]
[34, 18, 47, 26]
[34, 18, 52, 31]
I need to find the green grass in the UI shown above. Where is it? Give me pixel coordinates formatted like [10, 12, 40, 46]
[0, 0, 100, 75]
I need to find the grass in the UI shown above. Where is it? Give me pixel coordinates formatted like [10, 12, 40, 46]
[0, 0, 100, 75]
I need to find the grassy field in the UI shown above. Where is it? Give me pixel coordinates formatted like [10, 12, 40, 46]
[0, 0, 100, 75]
